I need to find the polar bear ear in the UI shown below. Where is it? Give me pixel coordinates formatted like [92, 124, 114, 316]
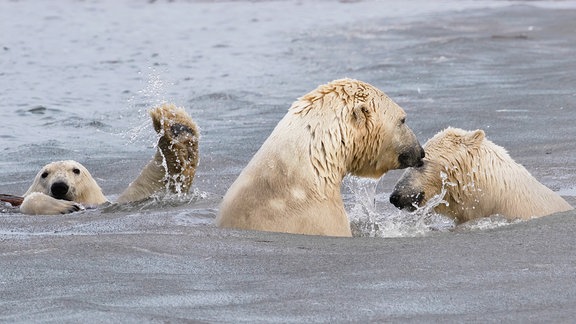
[352, 103, 370, 127]
[465, 129, 485, 146]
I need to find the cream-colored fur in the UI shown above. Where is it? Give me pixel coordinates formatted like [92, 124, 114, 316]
[19, 104, 199, 215]
[391, 127, 574, 223]
[20, 160, 106, 214]
[216, 78, 424, 236]
[116, 104, 199, 203]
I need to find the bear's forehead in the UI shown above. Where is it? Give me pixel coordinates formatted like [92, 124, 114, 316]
[423, 137, 480, 170]
[427, 129, 468, 146]
[425, 137, 461, 157]
[44, 161, 84, 172]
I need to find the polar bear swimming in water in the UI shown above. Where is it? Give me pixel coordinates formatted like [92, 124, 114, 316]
[390, 127, 573, 222]
[14, 104, 199, 215]
[216, 78, 425, 236]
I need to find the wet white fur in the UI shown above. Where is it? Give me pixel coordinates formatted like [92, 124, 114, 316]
[397, 127, 574, 222]
[19, 104, 199, 215]
[216, 78, 422, 236]
[20, 160, 106, 215]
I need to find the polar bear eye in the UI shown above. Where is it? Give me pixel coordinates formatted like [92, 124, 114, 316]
[41, 171, 49, 178]
[400, 117, 406, 124]
[72, 168, 81, 175]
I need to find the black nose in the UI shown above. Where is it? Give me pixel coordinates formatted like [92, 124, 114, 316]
[50, 181, 69, 200]
[415, 148, 425, 168]
[389, 191, 424, 211]
[399, 145, 425, 168]
[389, 192, 401, 208]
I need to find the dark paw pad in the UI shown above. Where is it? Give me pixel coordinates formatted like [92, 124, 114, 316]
[170, 123, 195, 137]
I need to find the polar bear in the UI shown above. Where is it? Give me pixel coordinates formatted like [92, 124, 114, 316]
[19, 161, 107, 215]
[389, 127, 574, 223]
[16, 104, 199, 215]
[216, 78, 425, 236]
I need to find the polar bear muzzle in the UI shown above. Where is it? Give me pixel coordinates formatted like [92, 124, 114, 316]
[50, 181, 71, 201]
[398, 145, 425, 169]
[389, 189, 424, 211]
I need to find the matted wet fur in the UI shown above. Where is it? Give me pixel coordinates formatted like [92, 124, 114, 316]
[117, 104, 199, 203]
[390, 127, 573, 222]
[216, 78, 424, 237]
[16, 103, 199, 215]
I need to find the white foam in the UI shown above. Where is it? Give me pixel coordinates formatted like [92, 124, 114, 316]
[345, 173, 523, 238]
[345, 176, 455, 238]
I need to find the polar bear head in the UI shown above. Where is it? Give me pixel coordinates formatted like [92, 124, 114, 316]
[290, 78, 425, 182]
[24, 160, 108, 205]
[389, 127, 488, 218]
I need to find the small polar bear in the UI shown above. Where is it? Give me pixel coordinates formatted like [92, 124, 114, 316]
[16, 104, 199, 215]
[390, 127, 574, 223]
[20, 161, 107, 215]
[216, 78, 425, 237]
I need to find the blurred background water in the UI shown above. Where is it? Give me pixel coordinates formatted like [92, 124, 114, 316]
[1, 0, 575, 237]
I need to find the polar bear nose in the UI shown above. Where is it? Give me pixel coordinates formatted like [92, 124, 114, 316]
[50, 181, 70, 200]
[399, 145, 425, 168]
[389, 191, 424, 211]
[415, 150, 425, 168]
[389, 192, 404, 208]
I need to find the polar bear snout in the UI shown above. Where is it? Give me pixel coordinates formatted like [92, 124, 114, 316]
[50, 181, 71, 200]
[389, 190, 424, 211]
[398, 145, 425, 169]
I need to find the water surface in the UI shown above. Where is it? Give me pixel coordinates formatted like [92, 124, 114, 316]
[1, 1, 576, 321]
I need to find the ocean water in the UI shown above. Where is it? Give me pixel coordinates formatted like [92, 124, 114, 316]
[1, 0, 575, 236]
[2, 1, 576, 322]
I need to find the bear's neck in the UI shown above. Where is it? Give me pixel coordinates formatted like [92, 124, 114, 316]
[444, 149, 568, 221]
[259, 116, 348, 199]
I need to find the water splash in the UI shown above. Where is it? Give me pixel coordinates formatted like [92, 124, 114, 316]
[136, 67, 171, 107]
[455, 214, 521, 232]
[346, 174, 456, 238]
[346, 171, 524, 238]
[122, 67, 172, 145]
[102, 188, 209, 213]
[345, 177, 380, 237]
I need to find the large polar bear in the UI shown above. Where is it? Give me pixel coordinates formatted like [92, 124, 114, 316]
[216, 78, 425, 236]
[390, 127, 574, 223]
[15, 104, 199, 215]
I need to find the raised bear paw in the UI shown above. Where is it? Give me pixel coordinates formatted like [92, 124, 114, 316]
[150, 104, 200, 195]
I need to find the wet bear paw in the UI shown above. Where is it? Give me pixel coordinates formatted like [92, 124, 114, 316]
[149, 104, 200, 194]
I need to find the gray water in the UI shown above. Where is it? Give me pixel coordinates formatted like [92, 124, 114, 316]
[1, 0, 576, 322]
